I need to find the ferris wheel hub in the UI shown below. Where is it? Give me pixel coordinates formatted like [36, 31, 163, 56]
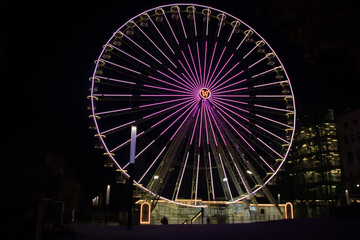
[199, 88, 211, 99]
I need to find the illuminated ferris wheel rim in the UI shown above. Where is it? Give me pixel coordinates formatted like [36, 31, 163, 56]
[89, 3, 296, 207]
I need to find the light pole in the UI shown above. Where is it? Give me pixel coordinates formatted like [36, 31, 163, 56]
[127, 125, 137, 229]
[105, 185, 110, 225]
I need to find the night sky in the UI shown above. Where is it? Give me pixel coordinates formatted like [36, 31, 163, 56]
[1, 0, 359, 205]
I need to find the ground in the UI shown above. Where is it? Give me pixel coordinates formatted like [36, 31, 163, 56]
[53, 217, 359, 240]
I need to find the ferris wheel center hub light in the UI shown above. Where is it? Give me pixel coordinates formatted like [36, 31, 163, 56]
[199, 88, 211, 99]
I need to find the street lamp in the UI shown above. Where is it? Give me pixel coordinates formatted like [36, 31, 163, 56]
[105, 185, 110, 225]
[127, 125, 137, 229]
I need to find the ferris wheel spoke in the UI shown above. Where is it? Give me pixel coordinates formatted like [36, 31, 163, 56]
[181, 50, 199, 87]
[120, 31, 163, 65]
[108, 44, 151, 68]
[196, 42, 203, 86]
[133, 21, 178, 68]
[177, 58, 198, 88]
[101, 59, 142, 75]
[251, 65, 282, 79]
[227, 21, 240, 43]
[174, 151, 190, 200]
[146, 14, 175, 55]
[138, 146, 167, 183]
[210, 70, 246, 92]
[216, 13, 225, 37]
[204, 42, 218, 87]
[147, 75, 190, 92]
[215, 109, 255, 152]
[256, 137, 284, 160]
[142, 99, 193, 120]
[254, 124, 289, 144]
[162, 9, 180, 45]
[218, 153, 233, 201]
[207, 45, 227, 87]
[242, 40, 264, 60]
[158, 99, 199, 136]
[207, 61, 240, 90]
[205, 101, 227, 146]
[248, 53, 274, 69]
[236, 30, 252, 51]
[157, 69, 196, 92]
[211, 99, 251, 133]
[186, 44, 201, 86]
[212, 86, 248, 95]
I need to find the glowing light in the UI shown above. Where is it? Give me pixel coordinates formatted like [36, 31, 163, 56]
[140, 202, 151, 224]
[199, 88, 211, 99]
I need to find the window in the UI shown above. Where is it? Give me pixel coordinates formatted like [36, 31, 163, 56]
[344, 122, 348, 129]
[354, 119, 358, 125]
[357, 150, 360, 161]
[344, 135, 349, 144]
[347, 151, 354, 163]
[357, 132, 360, 141]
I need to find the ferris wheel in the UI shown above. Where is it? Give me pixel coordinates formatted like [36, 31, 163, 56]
[89, 3, 296, 207]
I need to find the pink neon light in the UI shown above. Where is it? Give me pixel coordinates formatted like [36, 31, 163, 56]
[143, 99, 192, 120]
[143, 84, 189, 94]
[216, 110, 255, 151]
[120, 31, 162, 65]
[138, 146, 167, 183]
[181, 50, 198, 87]
[110, 44, 150, 67]
[212, 87, 248, 95]
[206, 102, 227, 146]
[257, 137, 283, 158]
[157, 70, 195, 91]
[205, 42, 218, 86]
[139, 98, 187, 108]
[175, 151, 189, 200]
[187, 44, 201, 85]
[170, 101, 200, 141]
[178, 59, 198, 87]
[212, 99, 251, 132]
[204, 104, 218, 146]
[163, 9, 179, 45]
[255, 124, 289, 144]
[207, 53, 234, 88]
[95, 76, 135, 85]
[148, 75, 188, 92]
[207, 46, 227, 86]
[212, 98, 249, 114]
[96, 107, 131, 116]
[133, 21, 177, 68]
[101, 120, 135, 135]
[146, 14, 175, 54]
[190, 104, 201, 145]
[109, 131, 144, 153]
[102, 59, 142, 75]
[203, 41, 208, 87]
[208, 61, 240, 90]
[198, 100, 204, 147]
[196, 42, 203, 85]
[210, 70, 245, 92]
[166, 68, 197, 91]
[159, 100, 198, 135]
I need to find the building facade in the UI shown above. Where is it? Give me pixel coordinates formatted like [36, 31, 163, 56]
[336, 108, 360, 204]
[276, 108, 342, 217]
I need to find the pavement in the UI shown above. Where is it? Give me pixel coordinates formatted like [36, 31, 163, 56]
[53, 217, 360, 240]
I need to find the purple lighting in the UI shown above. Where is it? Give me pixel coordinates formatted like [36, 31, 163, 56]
[90, 3, 296, 207]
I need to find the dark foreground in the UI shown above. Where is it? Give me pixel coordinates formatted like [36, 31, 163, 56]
[60, 218, 360, 240]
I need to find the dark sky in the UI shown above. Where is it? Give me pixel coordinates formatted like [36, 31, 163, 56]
[1, 0, 359, 199]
